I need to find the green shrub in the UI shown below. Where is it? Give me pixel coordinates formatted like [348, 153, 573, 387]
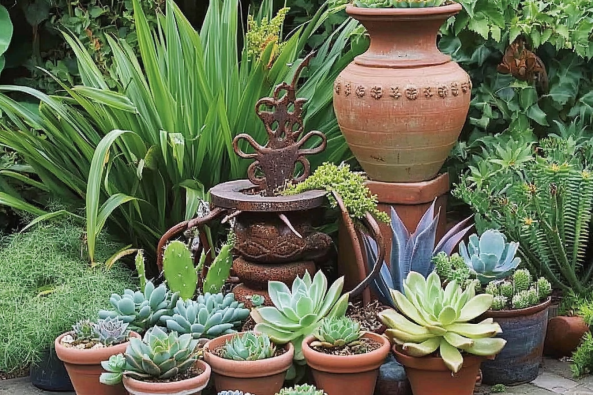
[0, 219, 136, 373]
[0, 0, 361, 265]
[572, 332, 593, 377]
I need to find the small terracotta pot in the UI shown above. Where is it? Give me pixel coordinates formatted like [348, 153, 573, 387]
[55, 331, 141, 395]
[545, 316, 590, 358]
[122, 360, 211, 395]
[393, 347, 484, 395]
[302, 332, 390, 395]
[203, 332, 294, 395]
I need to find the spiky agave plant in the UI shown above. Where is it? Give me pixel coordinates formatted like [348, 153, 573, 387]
[363, 200, 473, 307]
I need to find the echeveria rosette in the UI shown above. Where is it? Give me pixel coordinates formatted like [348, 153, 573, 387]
[251, 270, 349, 361]
[379, 271, 507, 373]
[460, 230, 521, 285]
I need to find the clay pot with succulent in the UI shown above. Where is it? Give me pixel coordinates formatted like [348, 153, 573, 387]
[448, 230, 553, 385]
[203, 331, 293, 395]
[55, 317, 140, 395]
[278, 384, 327, 395]
[100, 326, 211, 395]
[379, 271, 506, 395]
[302, 316, 390, 395]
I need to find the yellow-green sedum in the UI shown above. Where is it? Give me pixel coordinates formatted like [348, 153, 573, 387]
[379, 271, 506, 373]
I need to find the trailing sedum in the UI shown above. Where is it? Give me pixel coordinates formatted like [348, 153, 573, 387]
[379, 271, 507, 373]
[276, 384, 326, 395]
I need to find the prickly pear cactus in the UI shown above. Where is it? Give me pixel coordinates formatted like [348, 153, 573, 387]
[203, 243, 233, 294]
[163, 241, 197, 300]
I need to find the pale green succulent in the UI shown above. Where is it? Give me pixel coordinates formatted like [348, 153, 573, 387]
[492, 296, 508, 311]
[252, 270, 349, 361]
[99, 326, 199, 384]
[485, 282, 499, 296]
[379, 271, 507, 373]
[72, 319, 96, 341]
[460, 230, 521, 285]
[99, 281, 179, 333]
[500, 281, 514, 299]
[94, 317, 130, 346]
[161, 292, 249, 339]
[250, 294, 265, 307]
[311, 316, 361, 348]
[537, 278, 552, 300]
[513, 269, 531, 293]
[277, 384, 326, 395]
[223, 332, 276, 361]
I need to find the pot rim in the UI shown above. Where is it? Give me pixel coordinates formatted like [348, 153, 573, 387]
[54, 331, 140, 365]
[393, 346, 486, 372]
[123, 359, 211, 395]
[203, 332, 294, 378]
[482, 297, 551, 318]
[301, 332, 390, 374]
[346, 3, 462, 19]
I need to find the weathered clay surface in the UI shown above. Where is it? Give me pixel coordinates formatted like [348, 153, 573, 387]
[233, 257, 316, 289]
[234, 211, 332, 264]
[333, 5, 470, 182]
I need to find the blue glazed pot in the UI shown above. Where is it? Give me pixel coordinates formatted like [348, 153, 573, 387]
[480, 297, 551, 385]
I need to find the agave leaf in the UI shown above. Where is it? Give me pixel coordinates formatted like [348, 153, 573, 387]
[390, 206, 410, 292]
[268, 281, 291, 309]
[434, 216, 473, 256]
[461, 337, 507, 356]
[363, 235, 394, 307]
[458, 294, 494, 322]
[409, 215, 438, 277]
[379, 309, 431, 335]
[445, 323, 502, 338]
[440, 338, 464, 373]
[443, 332, 474, 348]
[385, 328, 436, 343]
[256, 307, 302, 329]
[253, 322, 297, 343]
[317, 276, 344, 317]
[402, 337, 440, 357]
[391, 290, 429, 327]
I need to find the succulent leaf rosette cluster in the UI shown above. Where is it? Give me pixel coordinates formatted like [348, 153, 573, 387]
[223, 332, 276, 361]
[311, 316, 362, 349]
[71, 317, 130, 346]
[277, 384, 326, 395]
[460, 230, 521, 285]
[379, 272, 506, 373]
[100, 326, 199, 385]
[251, 270, 349, 361]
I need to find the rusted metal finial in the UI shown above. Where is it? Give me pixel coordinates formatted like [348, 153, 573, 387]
[232, 53, 327, 196]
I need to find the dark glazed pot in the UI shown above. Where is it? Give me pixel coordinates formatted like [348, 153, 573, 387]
[333, 5, 471, 182]
[30, 347, 74, 391]
[480, 298, 551, 385]
[544, 316, 590, 358]
[393, 347, 484, 395]
[204, 333, 294, 395]
[302, 332, 390, 395]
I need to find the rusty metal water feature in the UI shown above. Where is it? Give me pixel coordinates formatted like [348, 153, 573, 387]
[157, 55, 385, 306]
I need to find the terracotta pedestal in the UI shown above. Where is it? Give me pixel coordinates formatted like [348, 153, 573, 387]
[339, 174, 449, 294]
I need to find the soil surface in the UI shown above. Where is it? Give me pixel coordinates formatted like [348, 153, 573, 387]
[311, 337, 381, 356]
[141, 366, 204, 383]
[0, 368, 28, 381]
[346, 299, 387, 333]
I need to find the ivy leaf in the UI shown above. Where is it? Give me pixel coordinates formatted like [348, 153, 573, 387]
[520, 87, 538, 109]
[490, 26, 502, 43]
[530, 29, 541, 48]
[556, 25, 570, 40]
[509, 26, 521, 44]
[526, 104, 549, 126]
[468, 17, 490, 40]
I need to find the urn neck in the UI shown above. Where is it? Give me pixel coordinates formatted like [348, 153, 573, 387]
[346, 4, 461, 68]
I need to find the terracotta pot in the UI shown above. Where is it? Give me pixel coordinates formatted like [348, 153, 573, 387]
[480, 298, 551, 385]
[122, 360, 211, 395]
[393, 347, 483, 395]
[333, 4, 471, 183]
[203, 333, 294, 395]
[302, 332, 390, 395]
[544, 316, 590, 358]
[55, 331, 140, 395]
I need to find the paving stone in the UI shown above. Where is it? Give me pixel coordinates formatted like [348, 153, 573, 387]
[544, 359, 576, 380]
[0, 377, 74, 395]
[532, 372, 580, 393]
[565, 385, 593, 394]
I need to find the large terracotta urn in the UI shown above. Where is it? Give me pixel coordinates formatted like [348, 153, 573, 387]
[333, 4, 471, 183]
